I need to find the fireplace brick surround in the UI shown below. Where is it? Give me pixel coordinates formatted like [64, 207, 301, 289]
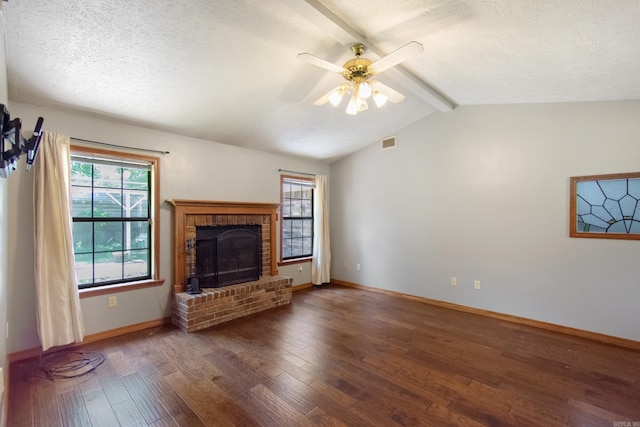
[168, 200, 292, 332]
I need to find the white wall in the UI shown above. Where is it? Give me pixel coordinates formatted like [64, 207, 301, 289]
[7, 102, 329, 354]
[0, 5, 10, 423]
[330, 101, 640, 341]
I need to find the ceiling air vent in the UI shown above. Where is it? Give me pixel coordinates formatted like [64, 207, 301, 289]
[381, 136, 397, 150]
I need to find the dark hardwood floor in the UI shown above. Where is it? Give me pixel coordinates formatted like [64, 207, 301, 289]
[8, 285, 640, 426]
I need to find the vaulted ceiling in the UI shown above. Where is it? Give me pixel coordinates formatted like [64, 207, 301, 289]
[4, 1, 640, 162]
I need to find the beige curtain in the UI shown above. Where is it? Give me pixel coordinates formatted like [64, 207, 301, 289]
[34, 132, 84, 351]
[311, 175, 331, 285]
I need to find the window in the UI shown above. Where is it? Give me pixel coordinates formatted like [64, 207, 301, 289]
[570, 172, 640, 240]
[280, 175, 315, 261]
[70, 147, 160, 289]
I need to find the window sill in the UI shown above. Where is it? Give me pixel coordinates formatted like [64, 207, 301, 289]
[278, 257, 312, 267]
[79, 278, 165, 299]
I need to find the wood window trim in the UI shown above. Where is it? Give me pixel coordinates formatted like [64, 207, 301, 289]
[569, 171, 640, 240]
[278, 256, 312, 267]
[71, 145, 164, 288]
[79, 278, 165, 298]
[280, 174, 315, 262]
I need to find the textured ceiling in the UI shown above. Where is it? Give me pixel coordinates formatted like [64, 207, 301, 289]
[3, 0, 640, 162]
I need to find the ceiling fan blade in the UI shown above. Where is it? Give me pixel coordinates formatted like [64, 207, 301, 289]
[372, 81, 405, 103]
[297, 53, 345, 73]
[369, 41, 424, 74]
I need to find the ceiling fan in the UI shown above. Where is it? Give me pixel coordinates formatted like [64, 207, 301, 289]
[298, 41, 423, 115]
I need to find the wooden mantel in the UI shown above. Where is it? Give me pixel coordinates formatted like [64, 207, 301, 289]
[167, 199, 281, 212]
[167, 199, 280, 293]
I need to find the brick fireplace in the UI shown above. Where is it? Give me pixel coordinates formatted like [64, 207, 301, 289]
[168, 200, 292, 332]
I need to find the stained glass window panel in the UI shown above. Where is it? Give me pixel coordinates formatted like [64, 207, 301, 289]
[572, 173, 640, 239]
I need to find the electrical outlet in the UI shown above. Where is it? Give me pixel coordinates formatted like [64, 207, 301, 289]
[298, 265, 303, 272]
[108, 296, 117, 307]
[474, 280, 481, 289]
[356, 263, 361, 271]
[451, 276, 457, 286]
[0, 367, 4, 397]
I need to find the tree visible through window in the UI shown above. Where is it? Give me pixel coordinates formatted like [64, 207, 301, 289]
[281, 175, 314, 260]
[71, 153, 154, 288]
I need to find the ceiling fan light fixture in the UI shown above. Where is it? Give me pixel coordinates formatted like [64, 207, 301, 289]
[346, 94, 360, 115]
[358, 98, 368, 112]
[373, 91, 389, 108]
[359, 82, 372, 99]
[328, 89, 344, 106]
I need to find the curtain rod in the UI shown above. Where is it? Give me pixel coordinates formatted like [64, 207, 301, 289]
[71, 137, 170, 155]
[278, 168, 315, 176]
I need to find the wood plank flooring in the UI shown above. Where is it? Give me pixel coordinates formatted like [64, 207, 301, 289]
[8, 285, 640, 426]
